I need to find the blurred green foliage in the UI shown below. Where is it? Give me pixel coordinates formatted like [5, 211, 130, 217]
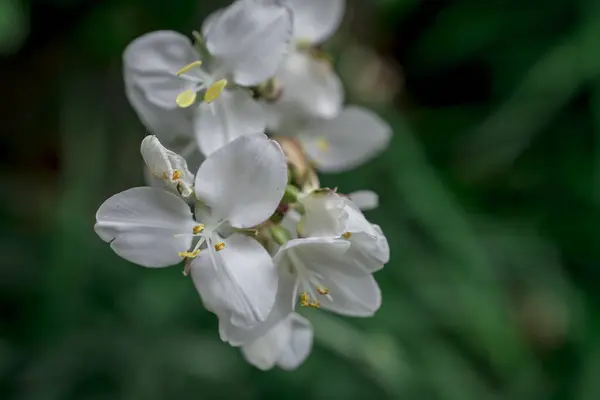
[2, 0, 600, 398]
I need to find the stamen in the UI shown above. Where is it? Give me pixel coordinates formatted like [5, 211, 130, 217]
[176, 60, 203, 76]
[171, 169, 183, 181]
[317, 286, 329, 295]
[342, 232, 352, 239]
[316, 138, 330, 152]
[214, 242, 225, 251]
[178, 249, 200, 258]
[204, 79, 227, 103]
[193, 224, 205, 235]
[300, 292, 310, 307]
[176, 89, 197, 108]
[299, 291, 321, 308]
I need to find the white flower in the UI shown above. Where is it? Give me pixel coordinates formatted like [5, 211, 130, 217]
[296, 106, 392, 173]
[219, 235, 380, 347]
[300, 191, 389, 272]
[274, 236, 382, 316]
[123, 0, 293, 156]
[95, 134, 288, 328]
[261, 0, 345, 127]
[140, 135, 194, 197]
[241, 313, 313, 371]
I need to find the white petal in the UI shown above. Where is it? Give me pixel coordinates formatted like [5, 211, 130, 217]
[300, 106, 392, 173]
[94, 187, 195, 267]
[317, 269, 381, 317]
[348, 190, 379, 211]
[193, 88, 265, 156]
[345, 204, 389, 270]
[275, 237, 357, 277]
[220, 273, 295, 346]
[194, 134, 287, 228]
[123, 31, 199, 109]
[240, 313, 291, 371]
[275, 313, 313, 370]
[205, 0, 293, 86]
[124, 71, 193, 141]
[241, 312, 312, 371]
[190, 233, 278, 328]
[263, 50, 343, 129]
[287, 0, 345, 43]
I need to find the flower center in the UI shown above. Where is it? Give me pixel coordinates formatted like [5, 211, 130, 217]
[174, 61, 228, 108]
[174, 220, 226, 275]
[288, 249, 330, 308]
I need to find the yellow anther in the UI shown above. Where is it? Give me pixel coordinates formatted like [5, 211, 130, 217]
[342, 232, 352, 239]
[176, 60, 203, 76]
[204, 79, 227, 103]
[178, 249, 200, 258]
[299, 292, 321, 308]
[317, 286, 329, 295]
[192, 224, 205, 235]
[171, 169, 183, 181]
[214, 242, 226, 251]
[316, 137, 330, 152]
[300, 292, 310, 307]
[176, 89, 196, 108]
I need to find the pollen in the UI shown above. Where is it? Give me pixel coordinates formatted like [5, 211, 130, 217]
[316, 137, 330, 152]
[214, 242, 226, 251]
[204, 79, 227, 103]
[171, 169, 183, 181]
[178, 249, 200, 258]
[299, 292, 321, 308]
[300, 292, 310, 307]
[176, 60, 203, 76]
[317, 286, 329, 295]
[176, 89, 197, 108]
[342, 232, 352, 239]
[192, 224, 205, 235]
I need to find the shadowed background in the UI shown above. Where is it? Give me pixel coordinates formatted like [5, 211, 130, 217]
[2, 0, 600, 398]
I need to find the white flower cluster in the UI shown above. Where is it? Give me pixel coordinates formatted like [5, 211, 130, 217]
[95, 0, 391, 371]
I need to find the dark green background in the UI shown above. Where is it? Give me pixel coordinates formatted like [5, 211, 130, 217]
[2, 0, 600, 398]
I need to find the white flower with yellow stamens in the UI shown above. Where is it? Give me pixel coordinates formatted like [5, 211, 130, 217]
[140, 135, 195, 197]
[123, 0, 293, 156]
[274, 236, 382, 316]
[299, 190, 389, 272]
[94, 134, 288, 328]
[241, 313, 313, 371]
[261, 0, 346, 129]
